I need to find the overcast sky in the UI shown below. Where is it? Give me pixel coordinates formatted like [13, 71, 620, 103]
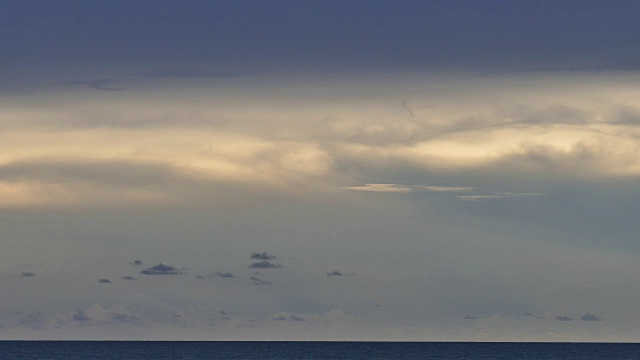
[2, 0, 640, 341]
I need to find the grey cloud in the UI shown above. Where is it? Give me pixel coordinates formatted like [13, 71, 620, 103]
[121, 276, 138, 281]
[140, 263, 185, 275]
[109, 313, 142, 324]
[556, 315, 573, 321]
[98, 279, 112, 284]
[288, 314, 305, 321]
[63, 78, 122, 91]
[249, 261, 282, 269]
[18, 312, 44, 327]
[250, 252, 278, 260]
[463, 314, 477, 320]
[138, 69, 243, 79]
[72, 311, 90, 322]
[130, 260, 143, 266]
[250, 276, 271, 285]
[326, 271, 343, 276]
[196, 272, 234, 279]
[580, 313, 603, 321]
[272, 314, 305, 321]
[20, 272, 35, 277]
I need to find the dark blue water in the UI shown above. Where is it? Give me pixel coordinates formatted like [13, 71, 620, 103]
[0, 341, 639, 360]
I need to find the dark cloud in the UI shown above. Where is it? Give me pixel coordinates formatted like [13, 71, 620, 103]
[249, 261, 282, 269]
[98, 278, 112, 284]
[196, 272, 234, 279]
[121, 276, 138, 281]
[250, 252, 278, 260]
[463, 314, 477, 320]
[138, 69, 243, 79]
[326, 271, 343, 276]
[63, 78, 121, 91]
[130, 260, 143, 266]
[556, 315, 573, 321]
[109, 313, 142, 324]
[272, 314, 305, 321]
[250, 276, 271, 285]
[140, 263, 184, 275]
[20, 272, 35, 277]
[580, 313, 603, 321]
[72, 311, 90, 322]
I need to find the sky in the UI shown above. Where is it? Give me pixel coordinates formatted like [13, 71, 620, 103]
[2, 0, 640, 341]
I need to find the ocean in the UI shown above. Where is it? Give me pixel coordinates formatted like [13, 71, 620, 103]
[1, 341, 639, 360]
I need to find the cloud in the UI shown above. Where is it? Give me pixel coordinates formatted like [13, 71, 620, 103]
[250, 276, 271, 285]
[458, 193, 544, 201]
[196, 272, 234, 279]
[109, 313, 142, 324]
[98, 279, 112, 284]
[342, 183, 474, 194]
[121, 276, 138, 281]
[580, 313, 603, 321]
[271, 313, 305, 321]
[249, 261, 282, 269]
[326, 271, 343, 276]
[138, 69, 243, 79]
[341, 184, 412, 193]
[140, 263, 184, 275]
[20, 272, 35, 277]
[250, 252, 278, 260]
[555, 315, 574, 321]
[289, 314, 305, 321]
[417, 185, 475, 193]
[130, 260, 143, 266]
[63, 79, 122, 91]
[463, 314, 477, 320]
[72, 311, 91, 322]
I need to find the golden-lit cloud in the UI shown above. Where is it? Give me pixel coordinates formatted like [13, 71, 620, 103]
[2, 72, 640, 207]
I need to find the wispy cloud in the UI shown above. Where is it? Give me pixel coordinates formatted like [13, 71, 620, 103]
[98, 279, 112, 284]
[341, 184, 412, 193]
[250, 276, 271, 285]
[458, 193, 544, 201]
[196, 272, 234, 280]
[20, 272, 35, 278]
[555, 315, 573, 321]
[63, 79, 122, 91]
[326, 271, 343, 276]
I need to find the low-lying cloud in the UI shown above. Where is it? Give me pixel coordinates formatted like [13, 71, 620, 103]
[249, 261, 282, 269]
[250, 252, 277, 260]
[196, 272, 234, 279]
[140, 264, 184, 275]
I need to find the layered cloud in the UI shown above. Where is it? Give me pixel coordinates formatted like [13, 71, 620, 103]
[2, 72, 640, 208]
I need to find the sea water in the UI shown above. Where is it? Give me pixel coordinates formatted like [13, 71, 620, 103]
[0, 341, 639, 360]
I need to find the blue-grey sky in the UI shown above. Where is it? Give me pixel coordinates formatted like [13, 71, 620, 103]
[2, 1, 640, 341]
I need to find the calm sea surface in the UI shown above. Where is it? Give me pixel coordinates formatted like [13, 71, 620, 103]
[0, 341, 638, 360]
